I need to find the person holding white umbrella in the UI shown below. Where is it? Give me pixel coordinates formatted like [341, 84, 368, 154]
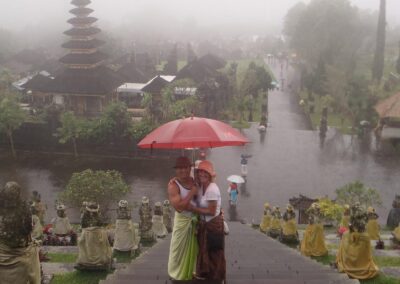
[227, 175, 245, 206]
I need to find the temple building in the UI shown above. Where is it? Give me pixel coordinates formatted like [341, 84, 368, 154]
[27, 0, 124, 116]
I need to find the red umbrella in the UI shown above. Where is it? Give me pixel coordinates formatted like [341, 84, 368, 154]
[138, 117, 249, 149]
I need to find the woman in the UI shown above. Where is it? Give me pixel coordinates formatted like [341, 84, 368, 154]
[189, 160, 226, 281]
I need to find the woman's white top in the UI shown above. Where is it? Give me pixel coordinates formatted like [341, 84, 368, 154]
[175, 180, 196, 217]
[198, 182, 221, 222]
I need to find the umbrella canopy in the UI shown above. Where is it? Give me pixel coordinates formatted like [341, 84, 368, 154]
[375, 92, 400, 119]
[138, 116, 249, 149]
[227, 175, 245, 184]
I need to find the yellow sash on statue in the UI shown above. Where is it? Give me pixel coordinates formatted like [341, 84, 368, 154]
[260, 215, 271, 233]
[336, 231, 379, 280]
[282, 219, 297, 236]
[366, 219, 380, 240]
[301, 224, 328, 257]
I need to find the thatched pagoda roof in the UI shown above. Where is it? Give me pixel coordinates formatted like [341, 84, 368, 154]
[375, 92, 400, 119]
[70, 7, 93, 16]
[64, 27, 101, 37]
[117, 62, 148, 83]
[71, 0, 91, 6]
[29, 66, 124, 95]
[59, 51, 107, 65]
[67, 17, 97, 26]
[62, 39, 104, 49]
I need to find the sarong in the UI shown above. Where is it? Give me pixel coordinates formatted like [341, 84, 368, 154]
[301, 224, 328, 257]
[77, 227, 112, 269]
[168, 212, 198, 280]
[393, 226, 400, 241]
[196, 215, 226, 281]
[152, 215, 168, 238]
[366, 220, 380, 240]
[259, 215, 271, 233]
[114, 219, 140, 252]
[0, 242, 41, 284]
[282, 219, 297, 236]
[336, 231, 379, 280]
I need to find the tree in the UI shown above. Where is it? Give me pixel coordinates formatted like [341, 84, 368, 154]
[335, 181, 382, 208]
[317, 198, 344, 225]
[164, 44, 178, 75]
[283, 2, 307, 38]
[187, 43, 197, 63]
[57, 112, 89, 157]
[93, 102, 132, 142]
[0, 95, 27, 158]
[372, 0, 386, 83]
[61, 169, 131, 212]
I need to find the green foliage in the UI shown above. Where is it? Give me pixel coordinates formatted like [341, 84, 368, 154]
[93, 102, 132, 141]
[57, 112, 90, 145]
[60, 169, 131, 211]
[130, 119, 156, 140]
[335, 181, 382, 208]
[240, 62, 272, 98]
[346, 75, 378, 125]
[0, 95, 26, 134]
[0, 94, 27, 157]
[317, 198, 344, 225]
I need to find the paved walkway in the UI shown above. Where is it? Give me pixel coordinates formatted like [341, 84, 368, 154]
[100, 222, 358, 284]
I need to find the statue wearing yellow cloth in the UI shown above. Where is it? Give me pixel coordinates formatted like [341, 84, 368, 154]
[280, 204, 299, 244]
[301, 203, 328, 257]
[259, 203, 272, 233]
[268, 206, 282, 239]
[76, 202, 113, 271]
[340, 204, 350, 229]
[336, 203, 379, 280]
[0, 182, 41, 284]
[392, 225, 400, 245]
[366, 207, 380, 241]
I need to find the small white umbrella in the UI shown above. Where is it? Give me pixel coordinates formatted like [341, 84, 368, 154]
[227, 175, 245, 184]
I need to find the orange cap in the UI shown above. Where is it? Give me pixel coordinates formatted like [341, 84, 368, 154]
[197, 160, 216, 177]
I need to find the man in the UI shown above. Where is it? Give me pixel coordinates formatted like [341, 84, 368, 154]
[167, 156, 198, 280]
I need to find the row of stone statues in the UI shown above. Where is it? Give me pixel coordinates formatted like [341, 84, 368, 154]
[259, 203, 299, 244]
[259, 201, 400, 280]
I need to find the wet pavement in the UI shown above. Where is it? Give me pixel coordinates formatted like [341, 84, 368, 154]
[0, 62, 400, 224]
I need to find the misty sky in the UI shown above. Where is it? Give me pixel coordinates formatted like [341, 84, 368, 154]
[1, 0, 399, 33]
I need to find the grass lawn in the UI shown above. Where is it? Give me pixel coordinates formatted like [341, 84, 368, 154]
[51, 271, 108, 284]
[360, 274, 400, 284]
[230, 120, 251, 129]
[48, 253, 77, 263]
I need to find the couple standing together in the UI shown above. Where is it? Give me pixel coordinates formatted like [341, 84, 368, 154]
[167, 156, 226, 281]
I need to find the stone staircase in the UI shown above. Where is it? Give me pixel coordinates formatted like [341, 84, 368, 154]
[100, 222, 359, 284]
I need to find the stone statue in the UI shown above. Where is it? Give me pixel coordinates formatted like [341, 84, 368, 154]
[280, 204, 299, 244]
[53, 204, 73, 236]
[152, 202, 168, 238]
[76, 202, 113, 271]
[0, 182, 41, 284]
[163, 200, 173, 233]
[44, 203, 76, 246]
[139, 196, 154, 242]
[31, 203, 43, 240]
[336, 203, 379, 280]
[114, 200, 140, 253]
[366, 207, 380, 241]
[387, 195, 400, 229]
[31, 191, 46, 225]
[340, 204, 350, 230]
[301, 203, 328, 257]
[268, 206, 282, 239]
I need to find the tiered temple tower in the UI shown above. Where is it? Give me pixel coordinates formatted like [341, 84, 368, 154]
[60, 0, 106, 69]
[28, 0, 124, 116]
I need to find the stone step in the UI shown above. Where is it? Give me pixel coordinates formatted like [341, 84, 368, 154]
[101, 222, 359, 284]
